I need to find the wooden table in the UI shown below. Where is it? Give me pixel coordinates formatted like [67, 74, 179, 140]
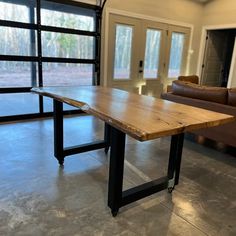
[31, 86, 235, 216]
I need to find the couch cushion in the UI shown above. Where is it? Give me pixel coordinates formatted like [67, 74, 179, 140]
[172, 80, 228, 104]
[228, 88, 236, 106]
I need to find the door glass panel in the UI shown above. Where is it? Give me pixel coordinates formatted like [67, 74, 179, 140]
[0, 0, 35, 23]
[42, 32, 94, 59]
[41, 0, 95, 31]
[0, 93, 39, 116]
[113, 24, 133, 80]
[43, 97, 79, 113]
[144, 29, 161, 79]
[43, 63, 93, 112]
[0, 62, 37, 87]
[0, 27, 37, 56]
[168, 32, 185, 78]
[43, 63, 93, 86]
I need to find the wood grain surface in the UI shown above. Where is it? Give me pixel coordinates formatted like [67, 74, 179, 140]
[31, 86, 236, 141]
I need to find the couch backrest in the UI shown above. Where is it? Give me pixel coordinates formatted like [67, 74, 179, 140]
[178, 75, 199, 84]
[172, 80, 228, 104]
[228, 88, 236, 106]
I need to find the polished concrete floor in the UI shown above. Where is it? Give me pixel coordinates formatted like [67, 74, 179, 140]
[0, 115, 235, 236]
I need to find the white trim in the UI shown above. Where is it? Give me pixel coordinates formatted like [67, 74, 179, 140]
[202, 24, 236, 30]
[105, 8, 194, 28]
[186, 25, 194, 75]
[196, 27, 207, 81]
[227, 37, 236, 88]
[197, 23, 236, 81]
[73, 0, 97, 5]
[76, 0, 97, 5]
[102, 7, 194, 87]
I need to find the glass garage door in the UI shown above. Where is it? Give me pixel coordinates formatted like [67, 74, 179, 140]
[0, 0, 100, 121]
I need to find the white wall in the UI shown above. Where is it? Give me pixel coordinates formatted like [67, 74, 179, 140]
[202, 0, 236, 26]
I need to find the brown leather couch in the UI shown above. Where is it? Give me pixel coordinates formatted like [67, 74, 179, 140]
[161, 80, 236, 148]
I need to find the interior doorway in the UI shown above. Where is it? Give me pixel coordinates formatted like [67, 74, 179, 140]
[201, 29, 236, 87]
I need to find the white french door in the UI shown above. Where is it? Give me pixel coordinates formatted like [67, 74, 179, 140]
[107, 14, 190, 96]
[107, 15, 142, 93]
[165, 25, 190, 80]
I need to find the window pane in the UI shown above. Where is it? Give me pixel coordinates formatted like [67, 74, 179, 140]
[43, 63, 93, 86]
[42, 63, 91, 112]
[0, 1, 35, 23]
[144, 29, 161, 79]
[42, 32, 94, 59]
[0, 62, 37, 87]
[43, 97, 52, 113]
[168, 32, 185, 78]
[41, 1, 95, 31]
[43, 97, 79, 113]
[0, 26, 37, 56]
[0, 93, 39, 116]
[114, 25, 133, 80]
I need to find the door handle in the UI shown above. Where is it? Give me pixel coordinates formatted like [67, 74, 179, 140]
[139, 60, 143, 73]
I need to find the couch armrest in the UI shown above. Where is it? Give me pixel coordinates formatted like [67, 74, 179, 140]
[166, 85, 173, 92]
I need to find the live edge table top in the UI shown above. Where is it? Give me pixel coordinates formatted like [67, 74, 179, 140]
[31, 86, 236, 141]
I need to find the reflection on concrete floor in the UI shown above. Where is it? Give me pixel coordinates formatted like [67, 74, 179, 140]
[0, 115, 235, 235]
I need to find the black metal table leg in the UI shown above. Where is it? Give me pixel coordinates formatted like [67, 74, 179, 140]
[52, 100, 107, 165]
[174, 134, 184, 185]
[53, 99, 65, 165]
[167, 133, 184, 192]
[108, 127, 126, 217]
[104, 123, 111, 154]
